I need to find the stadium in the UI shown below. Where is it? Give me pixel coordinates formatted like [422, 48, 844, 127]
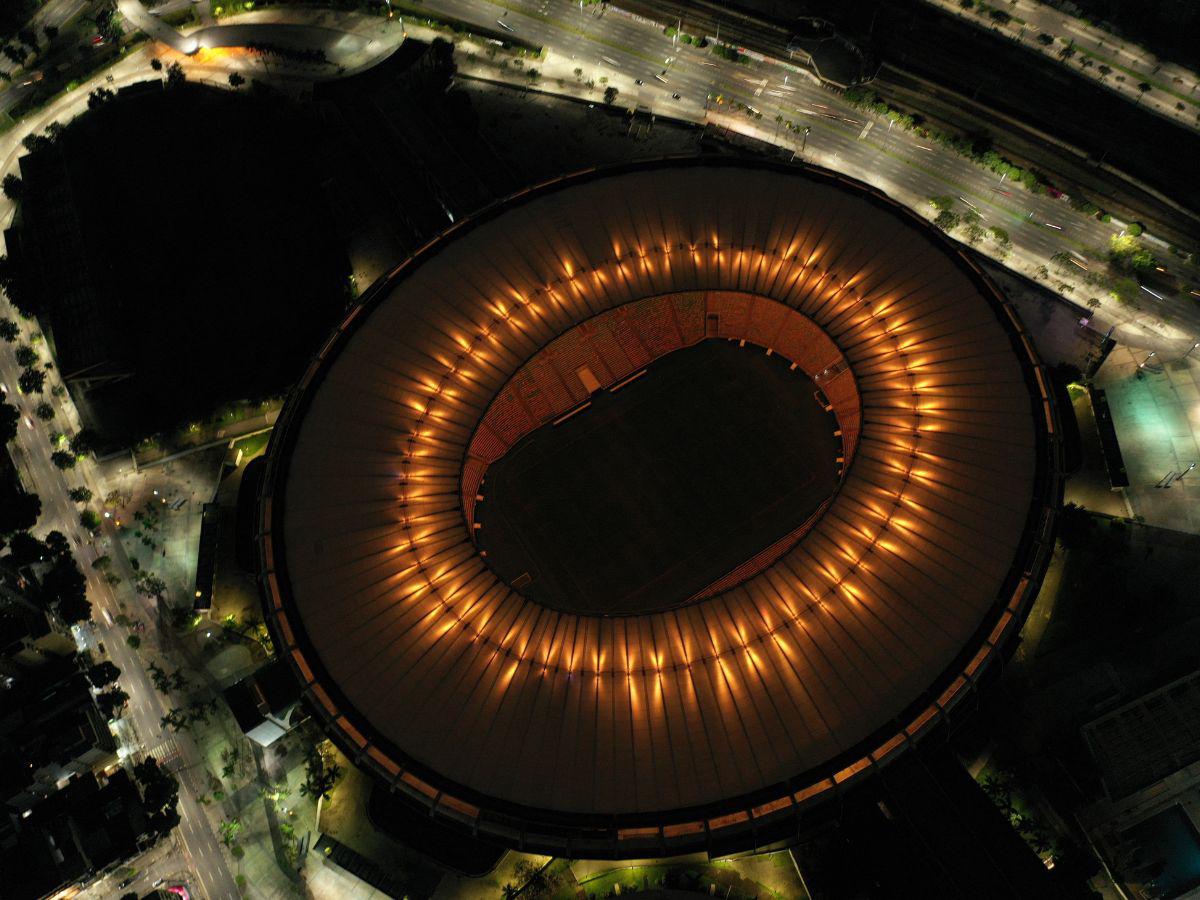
[257, 158, 1062, 857]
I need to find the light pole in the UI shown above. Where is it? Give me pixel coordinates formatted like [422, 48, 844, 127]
[1139, 351, 1157, 369]
[1184, 341, 1200, 360]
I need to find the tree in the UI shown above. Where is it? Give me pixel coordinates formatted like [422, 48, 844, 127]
[43, 25, 58, 42]
[161, 708, 188, 732]
[988, 226, 1010, 244]
[43, 530, 70, 558]
[87, 87, 114, 110]
[56, 586, 92, 624]
[228, 72, 245, 88]
[1098, 64, 1112, 78]
[18, 367, 45, 394]
[150, 57, 162, 71]
[300, 744, 343, 801]
[4, 532, 46, 566]
[50, 450, 76, 469]
[218, 817, 242, 847]
[97, 687, 129, 719]
[91, 554, 112, 571]
[80, 509, 101, 533]
[1109, 276, 1139, 304]
[0, 491, 39, 534]
[96, 5, 123, 43]
[0, 402, 17, 445]
[133, 758, 180, 837]
[70, 429, 98, 456]
[41, 554, 90, 624]
[2, 45, 25, 69]
[1, 173, 23, 201]
[147, 660, 167, 691]
[35, 402, 54, 421]
[87, 660, 122, 688]
[933, 210, 960, 232]
[69, 486, 92, 502]
[135, 573, 167, 600]
[1108, 234, 1154, 275]
[126, 634, 141, 649]
[14, 344, 36, 367]
[1036, 33, 1053, 46]
[165, 62, 185, 88]
[0, 318, 18, 342]
[1135, 82, 1152, 105]
[603, 85, 619, 105]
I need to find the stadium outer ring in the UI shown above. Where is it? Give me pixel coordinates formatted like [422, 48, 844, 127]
[256, 156, 1064, 859]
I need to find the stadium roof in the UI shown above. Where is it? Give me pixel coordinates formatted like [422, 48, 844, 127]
[259, 158, 1061, 856]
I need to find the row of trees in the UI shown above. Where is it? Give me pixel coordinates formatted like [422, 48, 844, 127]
[845, 87, 1071, 201]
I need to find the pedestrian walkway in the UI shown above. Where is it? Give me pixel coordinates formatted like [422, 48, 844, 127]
[117, 0, 199, 54]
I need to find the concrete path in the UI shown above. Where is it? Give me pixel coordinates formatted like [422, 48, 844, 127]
[117, 0, 200, 54]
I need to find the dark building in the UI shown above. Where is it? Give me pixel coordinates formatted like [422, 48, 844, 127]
[223, 657, 306, 748]
[0, 769, 147, 900]
[0, 652, 117, 810]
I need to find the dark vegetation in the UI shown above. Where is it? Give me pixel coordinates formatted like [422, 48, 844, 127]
[2, 82, 350, 449]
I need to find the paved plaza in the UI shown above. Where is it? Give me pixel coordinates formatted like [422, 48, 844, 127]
[1095, 346, 1200, 534]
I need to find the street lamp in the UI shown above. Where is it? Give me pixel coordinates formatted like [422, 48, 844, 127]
[1138, 351, 1157, 369]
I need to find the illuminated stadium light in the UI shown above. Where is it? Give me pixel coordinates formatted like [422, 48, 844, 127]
[257, 159, 1062, 857]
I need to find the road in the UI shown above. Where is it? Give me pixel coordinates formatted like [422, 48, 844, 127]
[413, 0, 1200, 353]
[74, 0, 1198, 356]
[0, 318, 238, 897]
[923, 0, 1200, 132]
[0, 0, 92, 115]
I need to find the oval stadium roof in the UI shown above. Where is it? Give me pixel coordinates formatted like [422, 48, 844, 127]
[258, 158, 1061, 856]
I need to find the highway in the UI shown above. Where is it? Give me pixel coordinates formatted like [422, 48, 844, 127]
[418, 0, 1200, 354]
[923, 0, 1200, 132]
